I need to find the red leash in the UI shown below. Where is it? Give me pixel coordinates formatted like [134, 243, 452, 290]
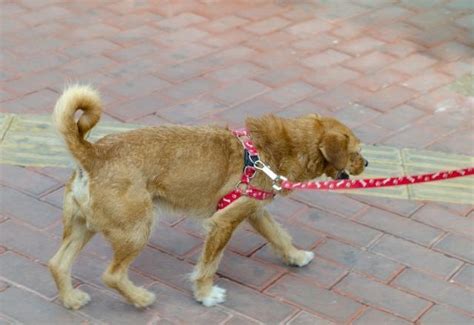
[217, 128, 474, 210]
[280, 167, 474, 191]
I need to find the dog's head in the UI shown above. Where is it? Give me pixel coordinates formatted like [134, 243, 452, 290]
[317, 117, 368, 180]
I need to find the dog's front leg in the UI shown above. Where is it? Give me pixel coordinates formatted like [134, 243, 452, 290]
[192, 198, 256, 307]
[248, 209, 314, 267]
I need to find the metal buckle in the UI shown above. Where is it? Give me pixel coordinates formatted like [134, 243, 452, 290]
[272, 175, 288, 191]
[253, 160, 287, 192]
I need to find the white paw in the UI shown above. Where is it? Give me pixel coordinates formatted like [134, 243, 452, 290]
[290, 250, 314, 267]
[201, 286, 226, 307]
[63, 289, 91, 310]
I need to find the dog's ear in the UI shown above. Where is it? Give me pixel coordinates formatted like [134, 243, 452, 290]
[319, 131, 349, 170]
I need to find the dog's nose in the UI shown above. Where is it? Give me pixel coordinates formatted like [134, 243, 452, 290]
[337, 170, 350, 179]
[364, 159, 369, 167]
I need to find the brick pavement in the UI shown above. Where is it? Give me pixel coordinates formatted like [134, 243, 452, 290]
[0, 0, 473, 324]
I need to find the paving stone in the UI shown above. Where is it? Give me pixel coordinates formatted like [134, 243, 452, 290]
[353, 193, 419, 214]
[0, 252, 60, 298]
[360, 85, 417, 111]
[0, 221, 58, 263]
[316, 239, 403, 281]
[159, 27, 209, 45]
[157, 96, 226, 124]
[0, 185, 61, 229]
[429, 41, 474, 62]
[371, 235, 463, 278]
[353, 308, 411, 325]
[389, 54, 438, 74]
[206, 62, 265, 83]
[106, 75, 171, 99]
[296, 208, 381, 247]
[106, 42, 161, 62]
[310, 83, 372, 111]
[287, 18, 333, 36]
[267, 275, 362, 323]
[254, 245, 345, 288]
[0, 286, 87, 324]
[254, 65, 308, 88]
[149, 223, 201, 257]
[337, 37, 385, 56]
[332, 103, 380, 128]
[451, 264, 474, 289]
[33, 167, 72, 183]
[263, 81, 318, 107]
[335, 273, 431, 321]
[243, 17, 290, 35]
[351, 69, 409, 92]
[214, 97, 279, 127]
[227, 227, 265, 256]
[156, 12, 208, 31]
[7, 88, 60, 113]
[434, 233, 474, 263]
[402, 71, 453, 93]
[383, 124, 444, 149]
[165, 77, 217, 102]
[132, 247, 194, 292]
[355, 207, 443, 246]
[372, 104, 425, 131]
[393, 269, 474, 314]
[287, 311, 335, 325]
[293, 191, 366, 218]
[343, 52, 396, 74]
[418, 304, 474, 325]
[216, 278, 296, 324]
[106, 92, 171, 122]
[277, 100, 332, 119]
[0, 165, 59, 196]
[412, 204, 474, 238]
[212, 79, 268, 106]
[223, 315, 260, 325]
[200, 15, 249, 33]
[305, 66, 361, 90]
[302, 49, 351, 70]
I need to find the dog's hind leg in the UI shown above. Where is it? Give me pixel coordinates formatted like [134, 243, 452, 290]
[248, 209, 314, 267]
[49, 185, 95, 310]
[101, 203, 155, 308]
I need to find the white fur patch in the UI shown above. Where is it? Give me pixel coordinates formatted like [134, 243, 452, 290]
[296, 251, 314, 267]
[72, 169, 89, 204]
[201, 286, 226, 307]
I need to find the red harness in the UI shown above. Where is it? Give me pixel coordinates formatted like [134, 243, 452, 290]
[216, 129, 274, 210]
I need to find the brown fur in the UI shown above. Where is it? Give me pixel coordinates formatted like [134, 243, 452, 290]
[49, 85, 366, 309]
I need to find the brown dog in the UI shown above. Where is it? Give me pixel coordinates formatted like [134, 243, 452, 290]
[49, 85, 367, 309]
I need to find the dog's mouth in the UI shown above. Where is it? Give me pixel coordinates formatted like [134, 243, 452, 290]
[336, 170, 350, 180]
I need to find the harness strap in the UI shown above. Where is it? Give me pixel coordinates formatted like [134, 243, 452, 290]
[216, 129, 274, 210]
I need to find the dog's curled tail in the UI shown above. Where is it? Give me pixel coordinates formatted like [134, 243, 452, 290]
[53, 85, 101, 170]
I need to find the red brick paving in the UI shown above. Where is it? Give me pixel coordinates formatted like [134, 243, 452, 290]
[0, 0, 473, 324]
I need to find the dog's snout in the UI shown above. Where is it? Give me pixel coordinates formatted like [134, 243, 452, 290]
[364, 159, 369, 167]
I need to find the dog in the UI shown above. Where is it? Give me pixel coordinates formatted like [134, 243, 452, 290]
[48, 85, 368, 310]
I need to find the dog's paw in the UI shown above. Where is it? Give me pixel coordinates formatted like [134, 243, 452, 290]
[132, 288, 156, 308]
[288, 250, 314, 267]
[63, 289, 91, 310]
[201, 286, 226, 307]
